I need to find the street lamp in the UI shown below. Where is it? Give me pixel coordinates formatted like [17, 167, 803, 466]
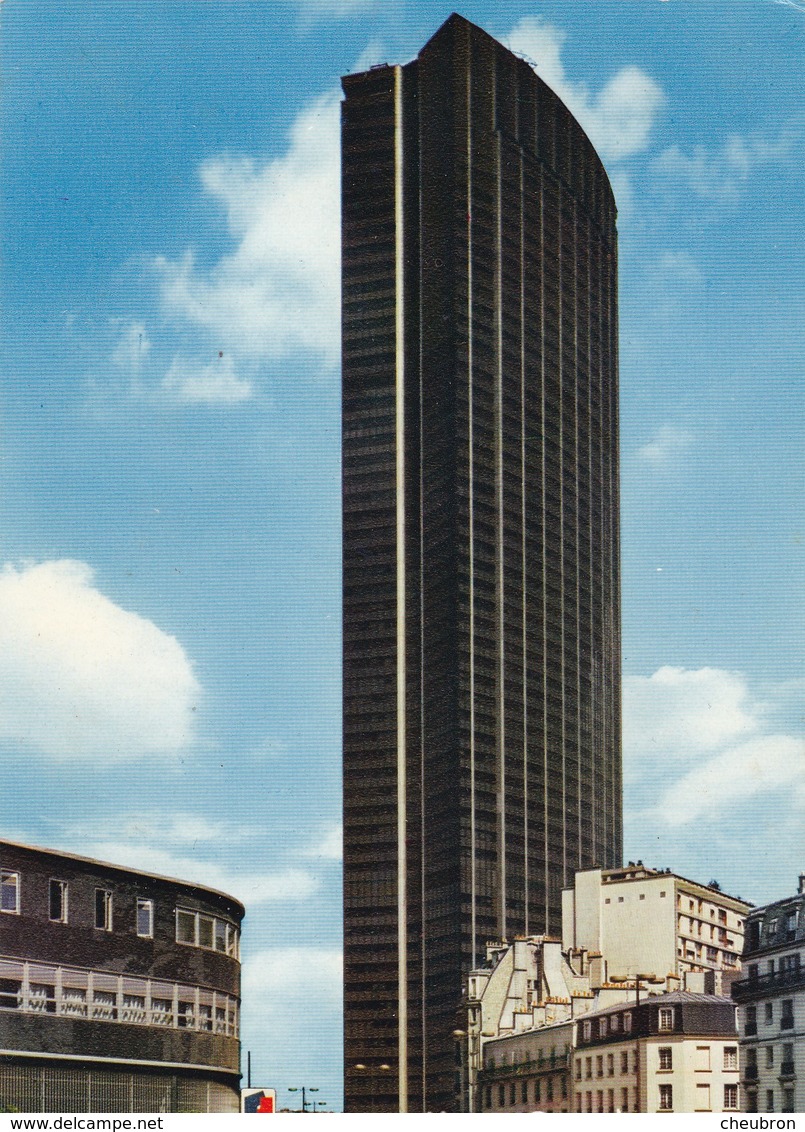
[609, 972, 664, 1007]
[609, 974, 664, 1112]
[287, 1086, 319, 1113]
[352, 1062, 392, 1111]
[452, 1029, 471, 1113]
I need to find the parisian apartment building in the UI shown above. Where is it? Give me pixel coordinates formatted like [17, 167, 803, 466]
[478, 991, 741, 1114]
[0, 838, 243, 1113]
[731, 876, 805, 1115]
[563, 863, 750, 985]
[460, 863, 750, 1112]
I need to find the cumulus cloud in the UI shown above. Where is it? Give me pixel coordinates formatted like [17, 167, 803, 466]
[243, 947, 342, 1008]
[624, 666, 804, 828]
[155, 91, 341, 368]
[0, 560, 199, 760]
[59, 837, 318, 907]
[641, 250, 704, 322]
[64, 812, 253, 847]
[303, 822, 342, 860]
[658, 734, 804, 826]
[637, 424, 695, 466]
[648, 250, 703, 286]
[287, 0, 376, 16]
[624, 666, 759, 767]
[506, 17, 664, 162]
[112, 320, 150, 374]
[653, 129, 799, 202]
[149, 19, 663, 376]
[162, 353, 253, 403]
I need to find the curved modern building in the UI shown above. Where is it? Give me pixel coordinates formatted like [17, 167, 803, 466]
[0, 839, 243, 1113]
[342, 13, 621, 1112]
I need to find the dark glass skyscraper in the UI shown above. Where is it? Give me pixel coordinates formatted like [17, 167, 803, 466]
[342, 14, 622, 1112]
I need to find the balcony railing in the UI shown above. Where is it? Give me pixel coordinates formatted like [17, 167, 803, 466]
[479, 1052, 570, 1081]
[779, 1061, 796, 1079]
[743, 1065, 759, 1081]
[0, 954, 238, 1037]
[732, 966, 805, 1001]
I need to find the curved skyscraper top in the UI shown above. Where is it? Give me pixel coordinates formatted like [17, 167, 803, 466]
[342, 13, 622, 1112]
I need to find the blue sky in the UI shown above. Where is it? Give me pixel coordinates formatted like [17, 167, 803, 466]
[1, 0, 802, 1112]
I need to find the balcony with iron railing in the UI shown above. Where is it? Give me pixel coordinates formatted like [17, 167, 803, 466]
[479, 1051, 570, 1081]
[779, 1060, 796, 1080]
[732, 965, 805, 1002]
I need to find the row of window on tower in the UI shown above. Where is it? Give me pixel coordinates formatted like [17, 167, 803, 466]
[1, 870, 238, 958]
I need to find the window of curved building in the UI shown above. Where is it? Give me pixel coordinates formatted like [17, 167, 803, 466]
[175, 908, 239, 957]
[136, 898, 154, 938]
[95, 889, 113, 931]
[1, 870, 20, 914]
[49, 880, 69, 923]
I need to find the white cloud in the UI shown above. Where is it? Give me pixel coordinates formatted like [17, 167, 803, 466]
[648, 250, 703, 286]
[653, 129, 798, 201]
[0, 560, 199, 760]
[303, 822, 342, 860]
[658, 734, 804, 826]
[640, 250, 704, 323]
[239, 947, 343, 1109]
[162, 353, 253, 403]
[242, 947, 342, 1008]
[112, 320, 150, 373]
[155, 91, 341, 368]
[624, 666, 759, 765]
[625, 666, 804, 832]
[637, 423, 695, 465]
[64, 812, 252, 847]
[506, 17, 665, 162]
[152, 21, 663, 375]
[288, 0, 376, 16]
[67, 839, 318, 907]
[607, 170, 634, 217]
[350, 38, 386, 74]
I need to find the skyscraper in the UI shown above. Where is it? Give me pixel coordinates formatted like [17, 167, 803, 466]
[342, 14, 622, 1112]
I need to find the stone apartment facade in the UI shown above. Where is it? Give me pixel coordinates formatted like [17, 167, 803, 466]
[572, 992, 739, 1114]
[732, 877, 805, 1114]
[563, 864, 750, 985]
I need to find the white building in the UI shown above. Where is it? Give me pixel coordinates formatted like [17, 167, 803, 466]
[732, 876, 805, 1114]
[461, 937, 631, 1110]
[479, 1020, 573, 1113]
[572, 992, 740, 1114]
[563, 864, 751, 987]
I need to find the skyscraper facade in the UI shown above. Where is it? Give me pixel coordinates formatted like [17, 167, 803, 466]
[342, 14, 622, 1112]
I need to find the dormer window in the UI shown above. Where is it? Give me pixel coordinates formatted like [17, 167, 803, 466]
[658, 1007, 675, 1032]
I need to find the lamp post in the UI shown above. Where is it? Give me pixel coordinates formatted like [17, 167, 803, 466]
[352, 1062, 392, 1111]
[287, 1086, 318, 1113]
[452, 1028, 471, 1113]
[609, 973, 664, 1112]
